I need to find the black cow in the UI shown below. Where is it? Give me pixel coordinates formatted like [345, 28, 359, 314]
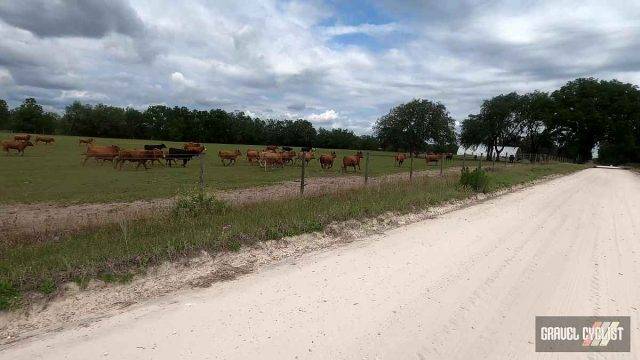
[144, 144, 167, 150]
[300, 146, 313, 152]
[282, 146, 293, 151]
[166, 148, 196, 167]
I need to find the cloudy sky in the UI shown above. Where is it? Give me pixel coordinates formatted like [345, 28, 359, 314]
[0, 1, 639, 133]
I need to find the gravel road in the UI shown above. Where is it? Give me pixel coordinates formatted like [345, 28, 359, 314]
[2, 168, 639, 359]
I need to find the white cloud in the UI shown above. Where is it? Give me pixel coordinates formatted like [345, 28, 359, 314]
[170, 71, 194, 88]
[320, 23, 403, 38]
[0, 0, 639, 134]
[0, 67, 13, 85]
[307, 109, 339, 123]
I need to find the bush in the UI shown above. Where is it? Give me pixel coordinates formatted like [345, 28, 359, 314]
[460, 167, 490, 193]
[0, 281, 20, 310]
[173, 192, 228, 217]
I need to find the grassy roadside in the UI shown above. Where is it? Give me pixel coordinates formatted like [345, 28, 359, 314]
[0, 163, 586, 309]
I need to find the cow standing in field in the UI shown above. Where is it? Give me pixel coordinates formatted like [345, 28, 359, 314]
[246, 148, 259, 165]
[265, 145, 278, 152]
[35, 136, 55, 144]
[218, 149, 242, 166]
[115, 149, 160, 170]
[2, 140, 34, 155]
[297, 151, 315, 165]
[166, 148, 196, 167]
[445, 153, 453, 160]
[184, 144, 206, 154]
[281, 150, 296, 165]
[342, 151, 364, 172]
[319, 151, 337, 169]
[395, 153, 407, 166]
[425, 153, 440, 164]
[79, 138, 94, 146]
[82, 145, 120, 165]
[13, 134, 31, 141]
[259, 151, 284, 170]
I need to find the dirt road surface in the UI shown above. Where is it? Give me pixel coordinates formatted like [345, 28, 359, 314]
[2, 168, 640, 359]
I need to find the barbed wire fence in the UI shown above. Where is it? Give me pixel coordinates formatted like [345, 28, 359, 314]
[108, 149, 574, 198]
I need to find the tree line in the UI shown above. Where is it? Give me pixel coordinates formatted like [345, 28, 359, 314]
[0, 99, 380, 150]
[2, 77, 639, 163]
[459, 78, 640, 164]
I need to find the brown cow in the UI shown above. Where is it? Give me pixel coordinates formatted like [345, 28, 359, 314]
[147, 148, 165, 166]
[246, 148, 260, 165]
[13, 134, 31, 141]
[115, 149, 163, 170]
[280, 150, 296, 165]
[218, 149, 242, 166]
[319, 151, 337, 169]
[296, 151, 315, 165]
[79, 138, 94, 146]
[35, 136, 55, 144]
[184, 144, 206, 154]
[265, 145, 278, 152]
[82, 145, 120, 166]
[394, 153, 407, 166]
[342, 151, 364, 172]
[184, 142, 201, 148]
[425, 153, 440, 164]
[2, 140, 34, 155]
[259, 151, 284, 170]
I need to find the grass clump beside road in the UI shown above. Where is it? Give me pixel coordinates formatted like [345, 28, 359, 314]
[0, 163, 586, 309]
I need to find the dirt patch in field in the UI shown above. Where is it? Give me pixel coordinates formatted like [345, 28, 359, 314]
[0, 175, 549, 347]
[0, 168, 459, 244]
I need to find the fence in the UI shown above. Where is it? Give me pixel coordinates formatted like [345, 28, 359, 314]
[97, 149, 574, 197]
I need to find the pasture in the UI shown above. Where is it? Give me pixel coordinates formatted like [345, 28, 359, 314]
[0, 132, 470, 204]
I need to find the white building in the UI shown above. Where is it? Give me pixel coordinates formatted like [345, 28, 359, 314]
[457, 145, 519, 158]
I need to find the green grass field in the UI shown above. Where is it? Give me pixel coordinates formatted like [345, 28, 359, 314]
[0, 162, 587, 309]
[0, 132, 474, 204]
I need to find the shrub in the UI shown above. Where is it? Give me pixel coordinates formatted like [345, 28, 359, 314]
[460, 167, 490, 193]
[0, 281, 20, 310]
[173, 192, 228, 217]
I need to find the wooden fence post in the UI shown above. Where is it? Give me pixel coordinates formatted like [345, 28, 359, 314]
[462, 153, 466, 169]
[478, 154, 482, 170]
[199, 154, 205, 193]
[409, 152, 414, 181]
[364, 151, 370, 185]
[300, 153, 306, 196]
[440, 153, 444, 176]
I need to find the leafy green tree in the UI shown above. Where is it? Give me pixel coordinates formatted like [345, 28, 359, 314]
[357, 135, 380, 150]
[61, 101, 95, 136]
[374, 99, 455, 153]
[0, 99, 9, 130]
[460, 93, 521, 159]
[10, 98, 57, 133]
[518, 91, 554, 154]
[550, 78, 608, 162]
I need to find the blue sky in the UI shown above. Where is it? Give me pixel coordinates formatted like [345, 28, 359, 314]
[1, 0, 640, 133]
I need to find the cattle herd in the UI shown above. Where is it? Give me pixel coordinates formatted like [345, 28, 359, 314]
[3, 133, 457, 172]
[232, 146, 361, 172]
[80, 140, 206, 170]
[2, 134, 55, 155]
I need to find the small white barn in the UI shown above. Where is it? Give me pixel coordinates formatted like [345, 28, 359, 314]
[457, 145, 519, 158]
